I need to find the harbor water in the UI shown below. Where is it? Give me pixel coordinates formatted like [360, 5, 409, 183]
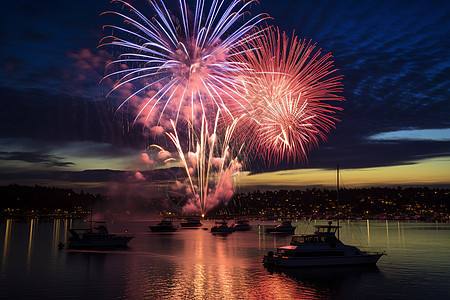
[1, 219, 450, 299]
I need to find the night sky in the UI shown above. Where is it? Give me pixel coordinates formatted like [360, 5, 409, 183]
[1, 0, 449, 194]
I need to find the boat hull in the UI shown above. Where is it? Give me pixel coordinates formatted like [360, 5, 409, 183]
[67, 237, 133, 249]
[149, 226, 177, 232]
[265, 229, 295, 234]
[263, 253, 383, 267]
[180, 223, 202, 228]
[211, 231, 233, 235]
[232, 226, 251, 231]
[211, 227, 234, 234]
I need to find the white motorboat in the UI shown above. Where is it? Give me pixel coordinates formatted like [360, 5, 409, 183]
[232, 219, 251, 231]
[66, 222, 134, 249]
[149, 220, 178, 232]
[263, 166, 384, 267]
[265, 220, 296, 234]
[263, 221, 384, 267]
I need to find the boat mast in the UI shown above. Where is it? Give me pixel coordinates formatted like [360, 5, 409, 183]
[337, 165, 340, 240]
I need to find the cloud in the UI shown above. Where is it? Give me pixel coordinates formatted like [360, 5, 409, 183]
[367, 128, 450, 142]
[0, 151, 74, 167]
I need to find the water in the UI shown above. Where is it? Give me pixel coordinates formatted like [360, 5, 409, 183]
[1, 219, 450, 299]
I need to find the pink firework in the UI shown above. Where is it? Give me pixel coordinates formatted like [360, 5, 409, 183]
[233, 27, 345, 163]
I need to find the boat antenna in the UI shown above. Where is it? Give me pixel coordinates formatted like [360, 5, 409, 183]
[337, 165, 340, 240]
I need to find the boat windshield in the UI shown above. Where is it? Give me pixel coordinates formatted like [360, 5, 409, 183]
[291, 235, 338, 245]
[314, 225, 339, 234]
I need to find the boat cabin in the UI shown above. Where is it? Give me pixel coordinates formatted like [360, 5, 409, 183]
[313, 224, 340, 235]
[290, 234, 340, 245]
[289, 222, 341, 246]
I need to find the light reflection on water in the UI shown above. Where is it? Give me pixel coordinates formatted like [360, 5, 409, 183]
[1, 219, 449, 299]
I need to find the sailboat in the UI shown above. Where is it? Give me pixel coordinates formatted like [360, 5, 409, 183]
[263, 166, 385, 267]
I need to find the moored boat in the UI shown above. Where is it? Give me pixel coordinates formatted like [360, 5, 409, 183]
[66, 222, 134, 249]
[180, 218, 203, 228]
[265, 220, 296, 234]
[149, 220, 178, 232]
[264, 166, 385, 267]
[263, 221, 384, 267]
[211, 220, 233, 235]
[232, 219, 251, 231]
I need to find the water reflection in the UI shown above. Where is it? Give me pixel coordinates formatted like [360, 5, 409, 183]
[266, 264, 381, 299]
[1, 220, 450, 299]
[250, 271, 321, 299]
[386, 220, 390, 242]
[27, 219, 37, 271]
[2, 219, 13, 271]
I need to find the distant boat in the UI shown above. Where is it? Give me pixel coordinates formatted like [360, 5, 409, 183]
[232, 219, 251, 231]
[263, 221, 384, 267]
[149, 220, 178, 232]
[180, 218, 203, 228]
[211, 220, 234, 235]
[66, 222, 134, 249]
[265, 220, 296, 234]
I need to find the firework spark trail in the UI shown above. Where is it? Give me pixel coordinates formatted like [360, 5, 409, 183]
[100, 0, 269, 128]
[233, 27, 345, 164]
[166, 111, 242, 215]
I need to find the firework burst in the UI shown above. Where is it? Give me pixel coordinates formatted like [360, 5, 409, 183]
[166, 111, 242, 215]
[100, 0, 268, 127]
[234, 27, 345, 163]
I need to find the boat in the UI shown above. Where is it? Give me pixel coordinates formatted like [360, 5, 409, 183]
[211, 220, 234, 235]
[265, 220, 296, 234]
[66, 222, 134, 249]
[180, 218, 203, 228]
[263, 166, 385, 267]
[232, 219, 251, 231]
[263, 221, 384, 267]
[149, 220, 178, 232]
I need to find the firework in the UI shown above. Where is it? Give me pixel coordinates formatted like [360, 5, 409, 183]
[233, 27, 345, 163]
[165, 111, 242, 215]
[100, 0, 268, 127]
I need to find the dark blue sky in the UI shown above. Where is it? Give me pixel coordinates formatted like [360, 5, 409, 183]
[1, 0, 449, 193]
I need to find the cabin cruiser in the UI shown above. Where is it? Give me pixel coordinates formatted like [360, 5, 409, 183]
[180, 218, 203, 228]
[66, 222, 133, 249]
[232, 219, 251, 231]
[265, 220, 296, 234]
[149, 220, 178, 232]
[263, 221, 384, 267]
[211, 220, 234, 234]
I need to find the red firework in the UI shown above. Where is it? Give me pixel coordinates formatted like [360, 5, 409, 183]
[233, 27, 345, 164]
